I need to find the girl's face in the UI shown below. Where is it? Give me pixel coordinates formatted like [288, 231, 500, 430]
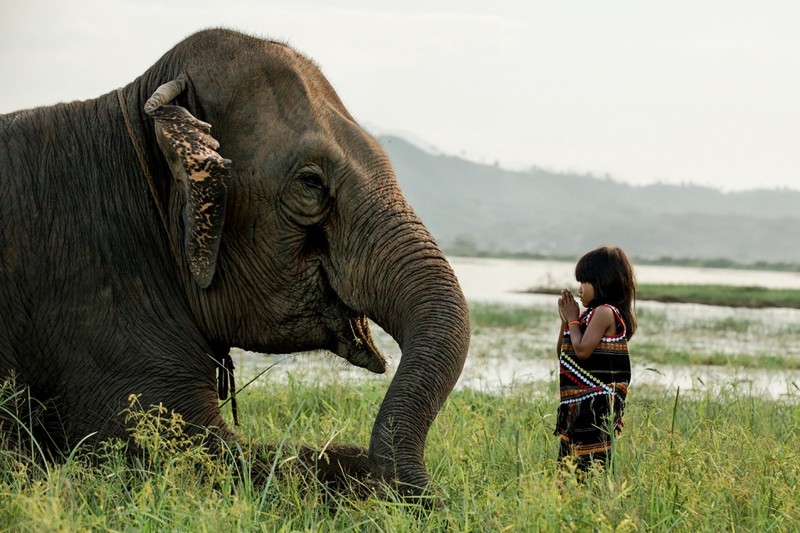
[577, 281, 595, 307]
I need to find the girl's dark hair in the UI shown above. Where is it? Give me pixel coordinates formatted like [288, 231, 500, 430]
[575, 245, 637, 338]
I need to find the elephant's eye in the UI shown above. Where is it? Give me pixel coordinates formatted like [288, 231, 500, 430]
[282, 166, 331, 227]
[299, 170, 325, 191]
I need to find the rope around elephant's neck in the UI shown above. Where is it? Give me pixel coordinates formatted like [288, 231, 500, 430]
[117, 88, 239, 426]
[116, 88, 179, 264]
[217, 352, 239, 426]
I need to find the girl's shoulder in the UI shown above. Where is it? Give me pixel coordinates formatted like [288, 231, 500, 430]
[589, 304, 627, 337]
[585, 304, 615, 323]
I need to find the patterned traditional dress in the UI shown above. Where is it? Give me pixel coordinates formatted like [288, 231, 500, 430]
[555, 304, 631, 470]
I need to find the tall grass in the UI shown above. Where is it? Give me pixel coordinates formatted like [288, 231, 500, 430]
[1, 379, 798, 531]
[2, 297, 797, 530]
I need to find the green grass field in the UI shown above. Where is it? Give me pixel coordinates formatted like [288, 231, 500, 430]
[2, 380, 798, 531]
[1, 296, 798, 531]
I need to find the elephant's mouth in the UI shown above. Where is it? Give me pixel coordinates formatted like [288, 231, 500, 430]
[336, 314, 387, 374]
[321, 296, 386, 374]
[317, 265, 386, 374]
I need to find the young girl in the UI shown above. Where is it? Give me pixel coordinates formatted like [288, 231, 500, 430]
[554, 245, 636, 473]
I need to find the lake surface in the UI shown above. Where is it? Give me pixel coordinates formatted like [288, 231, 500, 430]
[452, 256, 800, 399]
[449, 256, 800, 302]
[234, 257, 800, 400]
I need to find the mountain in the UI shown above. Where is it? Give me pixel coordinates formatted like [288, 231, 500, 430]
[378, 135, 798, 265]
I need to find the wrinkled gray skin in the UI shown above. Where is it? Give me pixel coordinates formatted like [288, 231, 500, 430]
[0, 29, 470, 495]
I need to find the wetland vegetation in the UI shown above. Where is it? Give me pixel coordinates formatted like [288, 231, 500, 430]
[531, 283, 800, 309]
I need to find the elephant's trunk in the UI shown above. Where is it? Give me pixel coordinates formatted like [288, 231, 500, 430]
[369, 269, 470, 494]
[330, 191, 471, 495]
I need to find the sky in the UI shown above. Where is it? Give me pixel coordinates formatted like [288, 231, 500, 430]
[1, 0, 798, 192]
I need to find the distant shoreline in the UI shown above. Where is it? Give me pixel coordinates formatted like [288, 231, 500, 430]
[446, 251, 800, 273]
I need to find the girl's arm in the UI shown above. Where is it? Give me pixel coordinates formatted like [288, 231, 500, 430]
[556, 323, 565, 357]
[556, 293, 568, 357]
[565, 305, 615, 360]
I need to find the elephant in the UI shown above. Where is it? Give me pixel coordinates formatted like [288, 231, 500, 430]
[0, 28, 470, 498]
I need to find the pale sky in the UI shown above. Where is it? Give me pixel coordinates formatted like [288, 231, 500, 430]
[2, 0, 798, 192]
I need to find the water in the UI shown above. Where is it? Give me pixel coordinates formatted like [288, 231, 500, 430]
[453, 257, 800, 399]
[450, 256, 800, 302]
[234, 257, 800, 400]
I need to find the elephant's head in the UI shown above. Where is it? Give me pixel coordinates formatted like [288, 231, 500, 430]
[139, 29, 470, 495]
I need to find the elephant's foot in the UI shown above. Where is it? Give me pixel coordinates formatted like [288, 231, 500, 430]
[298, 444, 377, 499]
[248, 443, 377, 501]
[242, 442, 442, 507]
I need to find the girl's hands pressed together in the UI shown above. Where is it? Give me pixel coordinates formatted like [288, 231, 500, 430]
[558, 289, 580, 323]
[557, 286, 616, 359]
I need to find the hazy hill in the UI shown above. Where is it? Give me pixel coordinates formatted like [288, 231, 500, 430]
[378, 135, 797, 265]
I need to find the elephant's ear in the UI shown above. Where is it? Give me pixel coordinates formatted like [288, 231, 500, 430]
[145, 80, 231, 289]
